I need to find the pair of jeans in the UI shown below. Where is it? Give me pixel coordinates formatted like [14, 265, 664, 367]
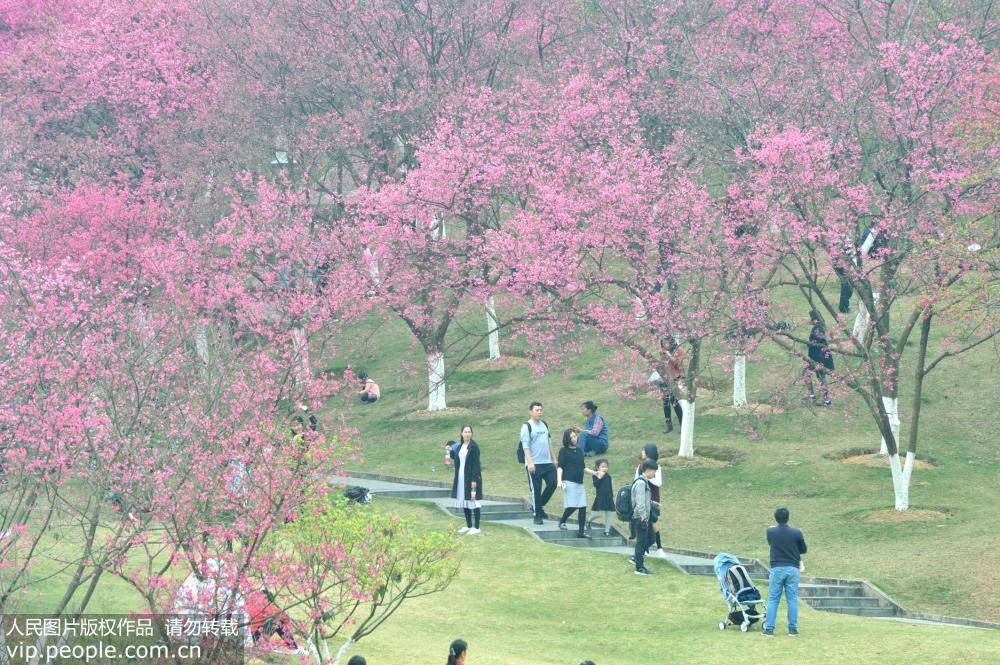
[577, 432, 608, 456]
[764, 566, 800, 631]
[632, 519, 652, 570]
[526, 463, 557, 517]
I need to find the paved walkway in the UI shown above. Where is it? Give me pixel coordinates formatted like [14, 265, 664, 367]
[338, 473, 998, 631]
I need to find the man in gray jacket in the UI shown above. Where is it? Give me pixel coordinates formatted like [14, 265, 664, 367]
[631, 460, 658, 576]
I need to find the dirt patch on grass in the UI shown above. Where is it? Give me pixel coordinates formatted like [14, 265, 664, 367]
[862, 508, 953, 523]
[702, 403, 786, 416]
[462, 356, 531, 372]
[842, 454, 938, 470]
[825, 447, 939, 469]
[401, 407, 475, 420]
[663, 445, 743, 469]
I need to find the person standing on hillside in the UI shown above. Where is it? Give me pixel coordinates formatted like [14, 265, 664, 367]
[521, 402, 557, 525]
[445, 424, 483, 535]
[762, 507, 808, 637]
[557, 429, 598, 539]
[571, 400, 609, 456]
[803, 310, 834, 406]
[648, 338, 685, 433]
[630, 459, 659, 576]
[634, 444, 667, 559]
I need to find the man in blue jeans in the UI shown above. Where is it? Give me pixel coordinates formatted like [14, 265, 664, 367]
[762, 507, 807, 637]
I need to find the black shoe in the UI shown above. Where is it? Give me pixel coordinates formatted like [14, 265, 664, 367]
[664, 422, 673, 434]
[634, 567, 652, 576]
[761, 628, 774, 637]
[539, 509, 549, 519]
[822, 400, 832, 407]
[788, 628, 799, 637]
[603, 530, 611, 537]
[533, 516, 544, 525]
[558, 522, 568, 530]
[577, 531, 592, 540]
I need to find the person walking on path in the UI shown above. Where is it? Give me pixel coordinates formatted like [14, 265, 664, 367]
[571, 401, 609, 455]
[557, 430, 598, 539]
[521, 402, 557, 525]
[589, 458, 614, 536]
[634, 444, 667, 559]
[803, 310, 834, 406]
[762, 507, 807, 637]
[446, 425, 483, 535]
[630, 460, 658, 576]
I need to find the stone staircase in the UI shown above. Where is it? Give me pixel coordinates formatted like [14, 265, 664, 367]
[339, 472, 994, 630]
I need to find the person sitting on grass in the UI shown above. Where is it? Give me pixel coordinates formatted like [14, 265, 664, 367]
[762, 507, 807, 638]
[357, 370, 380, 404]
[571, 400, 609, 456]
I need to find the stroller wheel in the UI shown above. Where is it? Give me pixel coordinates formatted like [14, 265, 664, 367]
[719, 622, 726, 631]
[740, 621, 749, 633]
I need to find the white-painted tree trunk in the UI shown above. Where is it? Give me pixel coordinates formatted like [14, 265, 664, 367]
[364, 248, 381, 286]
[292, 326, 311, 383]
[634, 295, 647, 321]
[485, 296, 501, 361]
[733, 355, 747, 408]
[852, 290, 879, 339]
[432, 214, 446, 239]
[888, 451, 915, 511]
[427, 350, 447, 411]
[332, 638, 355, 665]
[878, 396, 899, 457]
[677, 398, 695, 457]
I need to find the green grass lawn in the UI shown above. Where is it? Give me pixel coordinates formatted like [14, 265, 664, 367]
[330, 298, 1000, 623]
[341, 500, 1000, 665]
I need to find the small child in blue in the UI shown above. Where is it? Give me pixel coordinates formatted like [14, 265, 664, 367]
[589, 458, 614, 536]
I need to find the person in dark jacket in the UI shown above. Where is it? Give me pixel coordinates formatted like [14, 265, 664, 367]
[803, 310, 834, 406]
[557, 430, 598, 539]
[445, 425, 483, 535]
[589, 458, 614, 536]
[762, 507, 807, 637]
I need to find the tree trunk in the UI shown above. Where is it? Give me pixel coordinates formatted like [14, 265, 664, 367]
[677, 398, 695, 457]
[732, 354, 747, 408]
[292, 326, 311, 383]
[332, 638, 355, 665]
[485, 296, 501, 361]
[364, 248, 381, 286]
[878, 395, 899, 457]
[426, 349, 447, 411]
[852, 291, 879, 339]
[633, 295, 647, 321]
[895, 312, 933, 511]
[195, 325, 210, 366]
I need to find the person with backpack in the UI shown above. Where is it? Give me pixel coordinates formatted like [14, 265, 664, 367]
[762, 507, 808, 637]
[627, 459, 658, 576]
[519, 401, 557, 525]
[634, 444, 667, 559]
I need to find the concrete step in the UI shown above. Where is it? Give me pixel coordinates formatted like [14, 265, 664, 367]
[546, 535, 629, 548]
[799, 584, 867, 598]
[449, 510, 535, 521]
[376, 488, 452, 499]
[803, 596, 884, 609]
[445, 503, 525, 514]
[818, 606, 902, 618]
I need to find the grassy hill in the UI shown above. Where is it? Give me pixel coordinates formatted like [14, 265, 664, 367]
[341, 501, 1000, 665]
[331, 300, 1000, 623]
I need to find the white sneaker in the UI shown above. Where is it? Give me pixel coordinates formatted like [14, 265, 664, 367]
[458, 526, 470, 534]
[467, 528, 482, 535]
[655, 548, 669, 559]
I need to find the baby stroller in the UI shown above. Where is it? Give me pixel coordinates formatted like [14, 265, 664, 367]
[713, 553, 763, 632]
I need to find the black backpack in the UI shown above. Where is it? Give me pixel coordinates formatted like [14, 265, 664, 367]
[516, 420, 548, 464]
[616, 477, 647, 522]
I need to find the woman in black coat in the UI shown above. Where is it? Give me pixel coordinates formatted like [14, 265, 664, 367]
[804, 309, 834, 406]
[445, 425, 483, 534]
